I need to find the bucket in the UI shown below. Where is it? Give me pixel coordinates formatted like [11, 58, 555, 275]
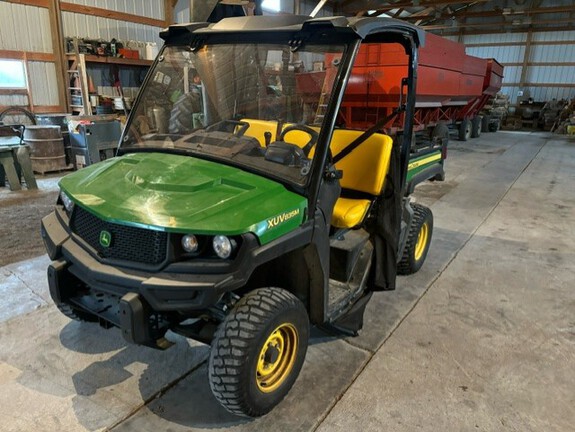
[145, 42, 159, 60]
[23, 125, 67, 174]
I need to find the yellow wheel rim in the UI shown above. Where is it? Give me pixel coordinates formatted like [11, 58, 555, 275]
[256, 323, 298, 393]
[414, 222, 429, 261]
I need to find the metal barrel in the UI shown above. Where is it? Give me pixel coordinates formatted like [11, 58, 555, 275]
[23, 125, 67, 174]
[35, 114, 72, 165]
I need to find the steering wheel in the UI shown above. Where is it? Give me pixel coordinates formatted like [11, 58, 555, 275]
[278, 124, 319, 157]
[205, 119, 250, 137]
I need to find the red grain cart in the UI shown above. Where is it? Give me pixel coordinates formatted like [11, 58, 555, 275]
[298, 32, 504, 143]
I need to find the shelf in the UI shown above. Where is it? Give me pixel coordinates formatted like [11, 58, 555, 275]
[66, 54, 153, 67]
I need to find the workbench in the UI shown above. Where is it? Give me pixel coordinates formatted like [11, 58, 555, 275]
[0, 131, 38, 191]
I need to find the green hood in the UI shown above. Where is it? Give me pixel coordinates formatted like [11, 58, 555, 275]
[60, 152, 307, 244]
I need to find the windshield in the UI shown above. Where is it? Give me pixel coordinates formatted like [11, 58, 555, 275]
[122, 43, 345, 186]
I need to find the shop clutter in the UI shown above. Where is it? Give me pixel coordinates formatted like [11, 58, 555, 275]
[482, 93, 510, 131]
[499, 96, 575, 133]
[549, 99, 575, 135]
[65, 37, 159, 61]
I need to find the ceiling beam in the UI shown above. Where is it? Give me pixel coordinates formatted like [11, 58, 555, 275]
[408, 6, 435, 18]
[436, 24, 575, 36]
[401, 5, 575, 21]
[338, 0, 490, 14]
[423, 17, 575, 31]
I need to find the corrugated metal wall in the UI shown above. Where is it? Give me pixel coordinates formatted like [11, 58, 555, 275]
[65, 0, 163, 19]
[460, 30, 575, 104]
[62, 0, 164, 45]
[0, 2, 56, 109]
[28, 62, 60, 106]
[0, 3, 53, 52]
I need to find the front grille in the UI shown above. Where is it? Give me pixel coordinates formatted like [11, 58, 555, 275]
[70, 206, 168, 266]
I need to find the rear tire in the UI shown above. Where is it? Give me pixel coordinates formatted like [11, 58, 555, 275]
[398, 203, 433, 275]
[488, 120, 500, 132]
[209, 287, 309, 417]
[471, 117, 482, 138]
[168, 93, 201, 135]
[481, 115, 490, 133]
[458, 119, 472, 141]
[0, 106, 36, 126]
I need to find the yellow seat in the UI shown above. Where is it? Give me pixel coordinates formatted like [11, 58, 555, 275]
[280, 124, 320, 152]
[240, 119, 278, 146]
[330, 130, 393, 228]
[242, 121, 393, 229]
[332, 198, 372, 228]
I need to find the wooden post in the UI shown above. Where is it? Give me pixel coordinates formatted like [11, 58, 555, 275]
[47, 0, 68, 113]
[164, 0, 177, 26]
[519, 28, 533, 90]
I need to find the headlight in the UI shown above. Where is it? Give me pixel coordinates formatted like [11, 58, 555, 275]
[59, 190, 74, 213]
[213, 235, 236, 259]
[181, 234, 199, 253]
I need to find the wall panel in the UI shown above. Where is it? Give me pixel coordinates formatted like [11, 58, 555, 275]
[466, 45, 525, 64]
[0, 95, 29, 107]
[65, 0, 164, 20]
[463, 32, 526, 45]
[28, 61, 60, 106]
[531, 44, 575, 63]
[0, 3, 52, 52]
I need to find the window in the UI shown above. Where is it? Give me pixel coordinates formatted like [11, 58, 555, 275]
[0, 60, 27, 89]
[262, 0, 281, 12]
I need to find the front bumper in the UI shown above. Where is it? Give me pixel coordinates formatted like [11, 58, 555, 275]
[42, 209, 244, 312]
[42, 207, 312, 345]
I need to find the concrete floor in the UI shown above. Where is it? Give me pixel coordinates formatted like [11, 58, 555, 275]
[1, 131, 574, 431]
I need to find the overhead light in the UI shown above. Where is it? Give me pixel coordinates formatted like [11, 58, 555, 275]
[502, 8, 513, 15]
[220, 0, 249, 5]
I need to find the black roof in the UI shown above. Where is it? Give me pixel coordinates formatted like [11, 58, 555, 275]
[160, 15, 425, 47]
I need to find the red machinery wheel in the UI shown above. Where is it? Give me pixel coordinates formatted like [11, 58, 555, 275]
[458, 119, 472, 141]
[471, 117, 482, 138]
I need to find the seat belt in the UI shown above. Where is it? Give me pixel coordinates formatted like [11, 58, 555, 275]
[332, 106, 405, 164]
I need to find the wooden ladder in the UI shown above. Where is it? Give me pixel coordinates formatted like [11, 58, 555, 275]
[314, 72, 333, 125]
[67, 39, 92, 115]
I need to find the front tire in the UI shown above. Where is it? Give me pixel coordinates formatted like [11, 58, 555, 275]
[398, 203, 433, 275]
[209, 287, 309, 417]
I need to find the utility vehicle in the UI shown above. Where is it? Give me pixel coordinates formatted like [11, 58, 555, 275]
[42, 15, 446, 417]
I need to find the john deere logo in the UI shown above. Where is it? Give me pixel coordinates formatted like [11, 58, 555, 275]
[99, 230, 112, 248]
